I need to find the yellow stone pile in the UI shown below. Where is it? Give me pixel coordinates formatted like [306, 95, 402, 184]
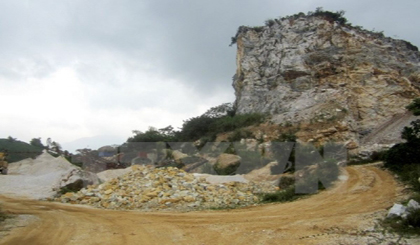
[57, 165, 276, 211]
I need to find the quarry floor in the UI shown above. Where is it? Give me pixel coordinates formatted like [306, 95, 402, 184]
[0, 164, 417, 244]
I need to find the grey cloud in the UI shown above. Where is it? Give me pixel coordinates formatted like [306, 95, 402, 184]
[1, 0, 420, 105]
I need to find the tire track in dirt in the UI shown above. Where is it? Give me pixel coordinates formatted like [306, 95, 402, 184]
[0, 164, 398, 244]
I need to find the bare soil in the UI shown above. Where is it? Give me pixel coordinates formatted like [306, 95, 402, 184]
[0, 165, 414, 244]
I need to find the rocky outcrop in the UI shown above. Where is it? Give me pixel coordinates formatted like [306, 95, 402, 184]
[214, 153, 241, 175]
[232, 13, 420, 149]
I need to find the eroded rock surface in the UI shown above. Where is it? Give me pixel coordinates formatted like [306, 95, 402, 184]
[232, 14, 420, 150]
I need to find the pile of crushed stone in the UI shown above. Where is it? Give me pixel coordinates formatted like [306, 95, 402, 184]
[57, 165, 278, 211]
[0, 152, 98, 199]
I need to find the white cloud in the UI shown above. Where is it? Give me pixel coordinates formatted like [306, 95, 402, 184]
[1, 0, 419, 150]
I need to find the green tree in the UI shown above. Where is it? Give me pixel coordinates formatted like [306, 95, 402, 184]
[406, 98, 420, 116]
[30, 138, 45, 149]
[385, 98, 420, 170]
[128, 126, 176, 143]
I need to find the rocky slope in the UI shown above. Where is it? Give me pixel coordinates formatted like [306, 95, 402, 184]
[232, 12, 420, 150]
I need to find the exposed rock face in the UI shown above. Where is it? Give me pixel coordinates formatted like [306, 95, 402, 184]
[232, 14, 420, 148]
[214, 153, 241, 175]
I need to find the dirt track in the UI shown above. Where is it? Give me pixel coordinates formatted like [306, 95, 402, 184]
[0, 165, 401, 244]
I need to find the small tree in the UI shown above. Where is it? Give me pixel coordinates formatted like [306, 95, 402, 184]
[384, 98, 420, 170]
[30, 138, 45, 149]
[406, 98, 420, 116]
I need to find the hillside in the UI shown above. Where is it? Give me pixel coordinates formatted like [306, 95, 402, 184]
[0, 139, 43, 163]
[231, 10, 420, 152]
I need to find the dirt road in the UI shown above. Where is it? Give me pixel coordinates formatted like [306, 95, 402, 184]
[0, 165, 402, 244]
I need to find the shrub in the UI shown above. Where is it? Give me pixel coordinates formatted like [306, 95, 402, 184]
[265, 19, 275, 27]
[405, 208, 420, 227]
[228, 129, 253, 142]
[312, 7, 347, 25]
[211, 113, 265, 134]
[406, 98, 420, 116]
[179, 113, 265, 142]
[384, 141, 420, 171]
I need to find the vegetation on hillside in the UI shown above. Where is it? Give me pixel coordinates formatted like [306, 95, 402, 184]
[0, 138, 43, 162]
[128, 103, 265, 144]
[383, 98, 420, 232]
[229, 7, 396, 47]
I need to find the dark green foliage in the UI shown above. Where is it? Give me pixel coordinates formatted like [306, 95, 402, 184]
[211, 113, 265, 133]
[265, 19, 275, 27]
[384, 99, 420, 171]
[128, 126, 176, 143]
[312, 7, 347, 25]
[252, 26, 264, 32]
[179, 113, 265, 142]
[384, 119, 420, 171]
[0, 138, 43, 163]
[406, 98, 420, 116]
[178, 116, 218, 141]
[229, 36, 237, 46]
[406, 209, 420, 227]
[30, 137, 45, 149]
[228, 129, 253, 142]
[392, 164, 420, 191]
[384, 141, 420, 171]
[402, 120, 420, 142]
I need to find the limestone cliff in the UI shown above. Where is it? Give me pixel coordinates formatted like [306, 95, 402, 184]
[232, 12, 420, 150]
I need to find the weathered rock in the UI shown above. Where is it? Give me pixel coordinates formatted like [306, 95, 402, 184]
[172, 150, 189, 162]
[97, 167, 132, 183]
[214, 153, 241, 175]
[58, 169, 99, 192]
[56, 165, 276, 211]
[407, 199, 420, 211]
[387, 204, 407, 218]
[244, 161, 282, 182]
[232, 14, 420, 151]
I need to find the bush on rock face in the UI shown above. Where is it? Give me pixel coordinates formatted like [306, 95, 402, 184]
[384, 98, 420, 171]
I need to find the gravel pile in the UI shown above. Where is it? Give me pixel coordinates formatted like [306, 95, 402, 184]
[57, 165, 277, 211]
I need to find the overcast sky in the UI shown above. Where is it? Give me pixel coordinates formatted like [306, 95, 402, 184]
[1, 0, 419, 152]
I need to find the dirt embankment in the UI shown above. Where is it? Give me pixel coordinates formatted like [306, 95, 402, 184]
[1, 164, 417, 244]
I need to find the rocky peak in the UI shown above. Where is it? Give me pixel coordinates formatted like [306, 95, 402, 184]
[231, 11, 420, 150]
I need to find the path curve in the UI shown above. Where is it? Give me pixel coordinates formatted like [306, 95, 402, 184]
[0, 165, 398, 244]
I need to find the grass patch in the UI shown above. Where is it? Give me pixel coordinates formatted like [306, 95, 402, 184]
[381, 215, 420, 236]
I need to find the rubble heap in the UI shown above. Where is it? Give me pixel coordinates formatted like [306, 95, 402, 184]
[57, 165, 277, 211]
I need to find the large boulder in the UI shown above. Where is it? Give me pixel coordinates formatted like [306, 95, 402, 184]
[57, 168, 99, 192]
[386, 200, 420, 219]
[387, 204, 407, 219]
[214, 153, 241, 175]
[172, 150, 189, 163]
[244, 161, 282, 182]
[97, 166, 133, 183]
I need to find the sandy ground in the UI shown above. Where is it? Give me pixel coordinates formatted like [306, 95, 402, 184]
[1, 164, 417, 244]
